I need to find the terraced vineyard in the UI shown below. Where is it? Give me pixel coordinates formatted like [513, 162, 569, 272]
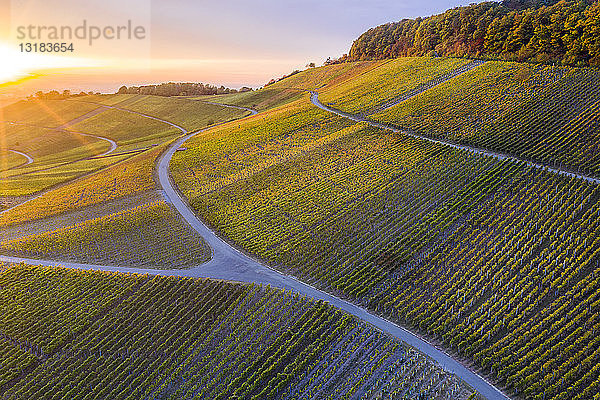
[0, 265, 472, 400]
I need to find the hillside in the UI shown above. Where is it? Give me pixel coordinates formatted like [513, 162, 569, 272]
[0, 89, 481, 399]
[0, 265, 472, 399]
[4, 54, 600, 399]
[173, 57, 600, 399]
[348, 0, 600, 67]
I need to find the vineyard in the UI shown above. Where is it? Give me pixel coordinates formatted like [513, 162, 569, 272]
[0, 124, 106, 163]
[170, 58, 600, 399]
[0, 150, 25, 172]
[318, 57, 474, 114]
[0, 100, 98, 128]
[271, 61, 399, 93]
[0, 143, 167, 227]
[0, 93, 249, 209]
[0, 191, 163, 242]
[6, 53, 600, 399]
[0, 124, 116, 196]
[0, 265, 473, 399]
[207, 88, 303, 112]
[370, 61, 600, 178]
[105, 95, 251, 131]
[70, 108, 180, 148]
[170, 98, 353, 197]
[0, 201, 211, 268]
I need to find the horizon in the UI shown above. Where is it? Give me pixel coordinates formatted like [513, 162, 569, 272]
[1, 0, 486, 97]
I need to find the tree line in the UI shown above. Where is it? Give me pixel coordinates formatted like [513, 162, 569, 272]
[116, 82, 252, 97]
[28, 90, 99, 100]
[347, 0, 600, 66]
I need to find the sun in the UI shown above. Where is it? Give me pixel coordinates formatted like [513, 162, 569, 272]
[0, 43, 103, 85]
[0, 44, 33, 83]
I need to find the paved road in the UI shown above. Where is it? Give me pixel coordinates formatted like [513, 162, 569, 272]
[1, 100, 508, 399]
[6, 149, 33, 169]
[5, 118, 117, 157]
[0, 112, 119, 215]
[311, 91, 600, 184]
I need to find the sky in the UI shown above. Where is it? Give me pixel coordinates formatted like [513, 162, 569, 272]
[0, 0, 487, 94]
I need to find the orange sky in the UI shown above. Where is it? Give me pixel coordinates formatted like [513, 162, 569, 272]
[1, 0, 482, 95]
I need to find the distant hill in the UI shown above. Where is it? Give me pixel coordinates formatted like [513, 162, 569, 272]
[116, 82, 252, 97]
[348, 0, 600, 66]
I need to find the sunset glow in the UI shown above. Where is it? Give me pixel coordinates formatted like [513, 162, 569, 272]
[0, 43, 102, 85]
[0, 44, 31, 83]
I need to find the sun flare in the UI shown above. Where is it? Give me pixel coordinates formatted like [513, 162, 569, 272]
[0, 44, 32, 83]
[0, 43, 102, 84]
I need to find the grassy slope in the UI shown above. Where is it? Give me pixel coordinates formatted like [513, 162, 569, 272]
[0, 265, 472, 400]
[0, 99, 98, 127]
[373, 60, 600, 177]
[1, 201, 211, 268]
[0, 143, 166, 227]
[172, 57, 600, 399]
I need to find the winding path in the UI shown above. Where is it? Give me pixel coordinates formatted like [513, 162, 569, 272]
[70, 99, 187, 134]
[4, 120, 117, 158]
[0, 113, 118, 215]
[310, 91, 600, 184]
[5, 149, 33, 169]
[4, 63, 597, 399]
[1, 100, 508, 399]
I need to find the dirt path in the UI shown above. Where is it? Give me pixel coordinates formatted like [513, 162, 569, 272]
[310, 91, 600, 184]
[1, 99, 507, 399]
[5, 149, 33, 169]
